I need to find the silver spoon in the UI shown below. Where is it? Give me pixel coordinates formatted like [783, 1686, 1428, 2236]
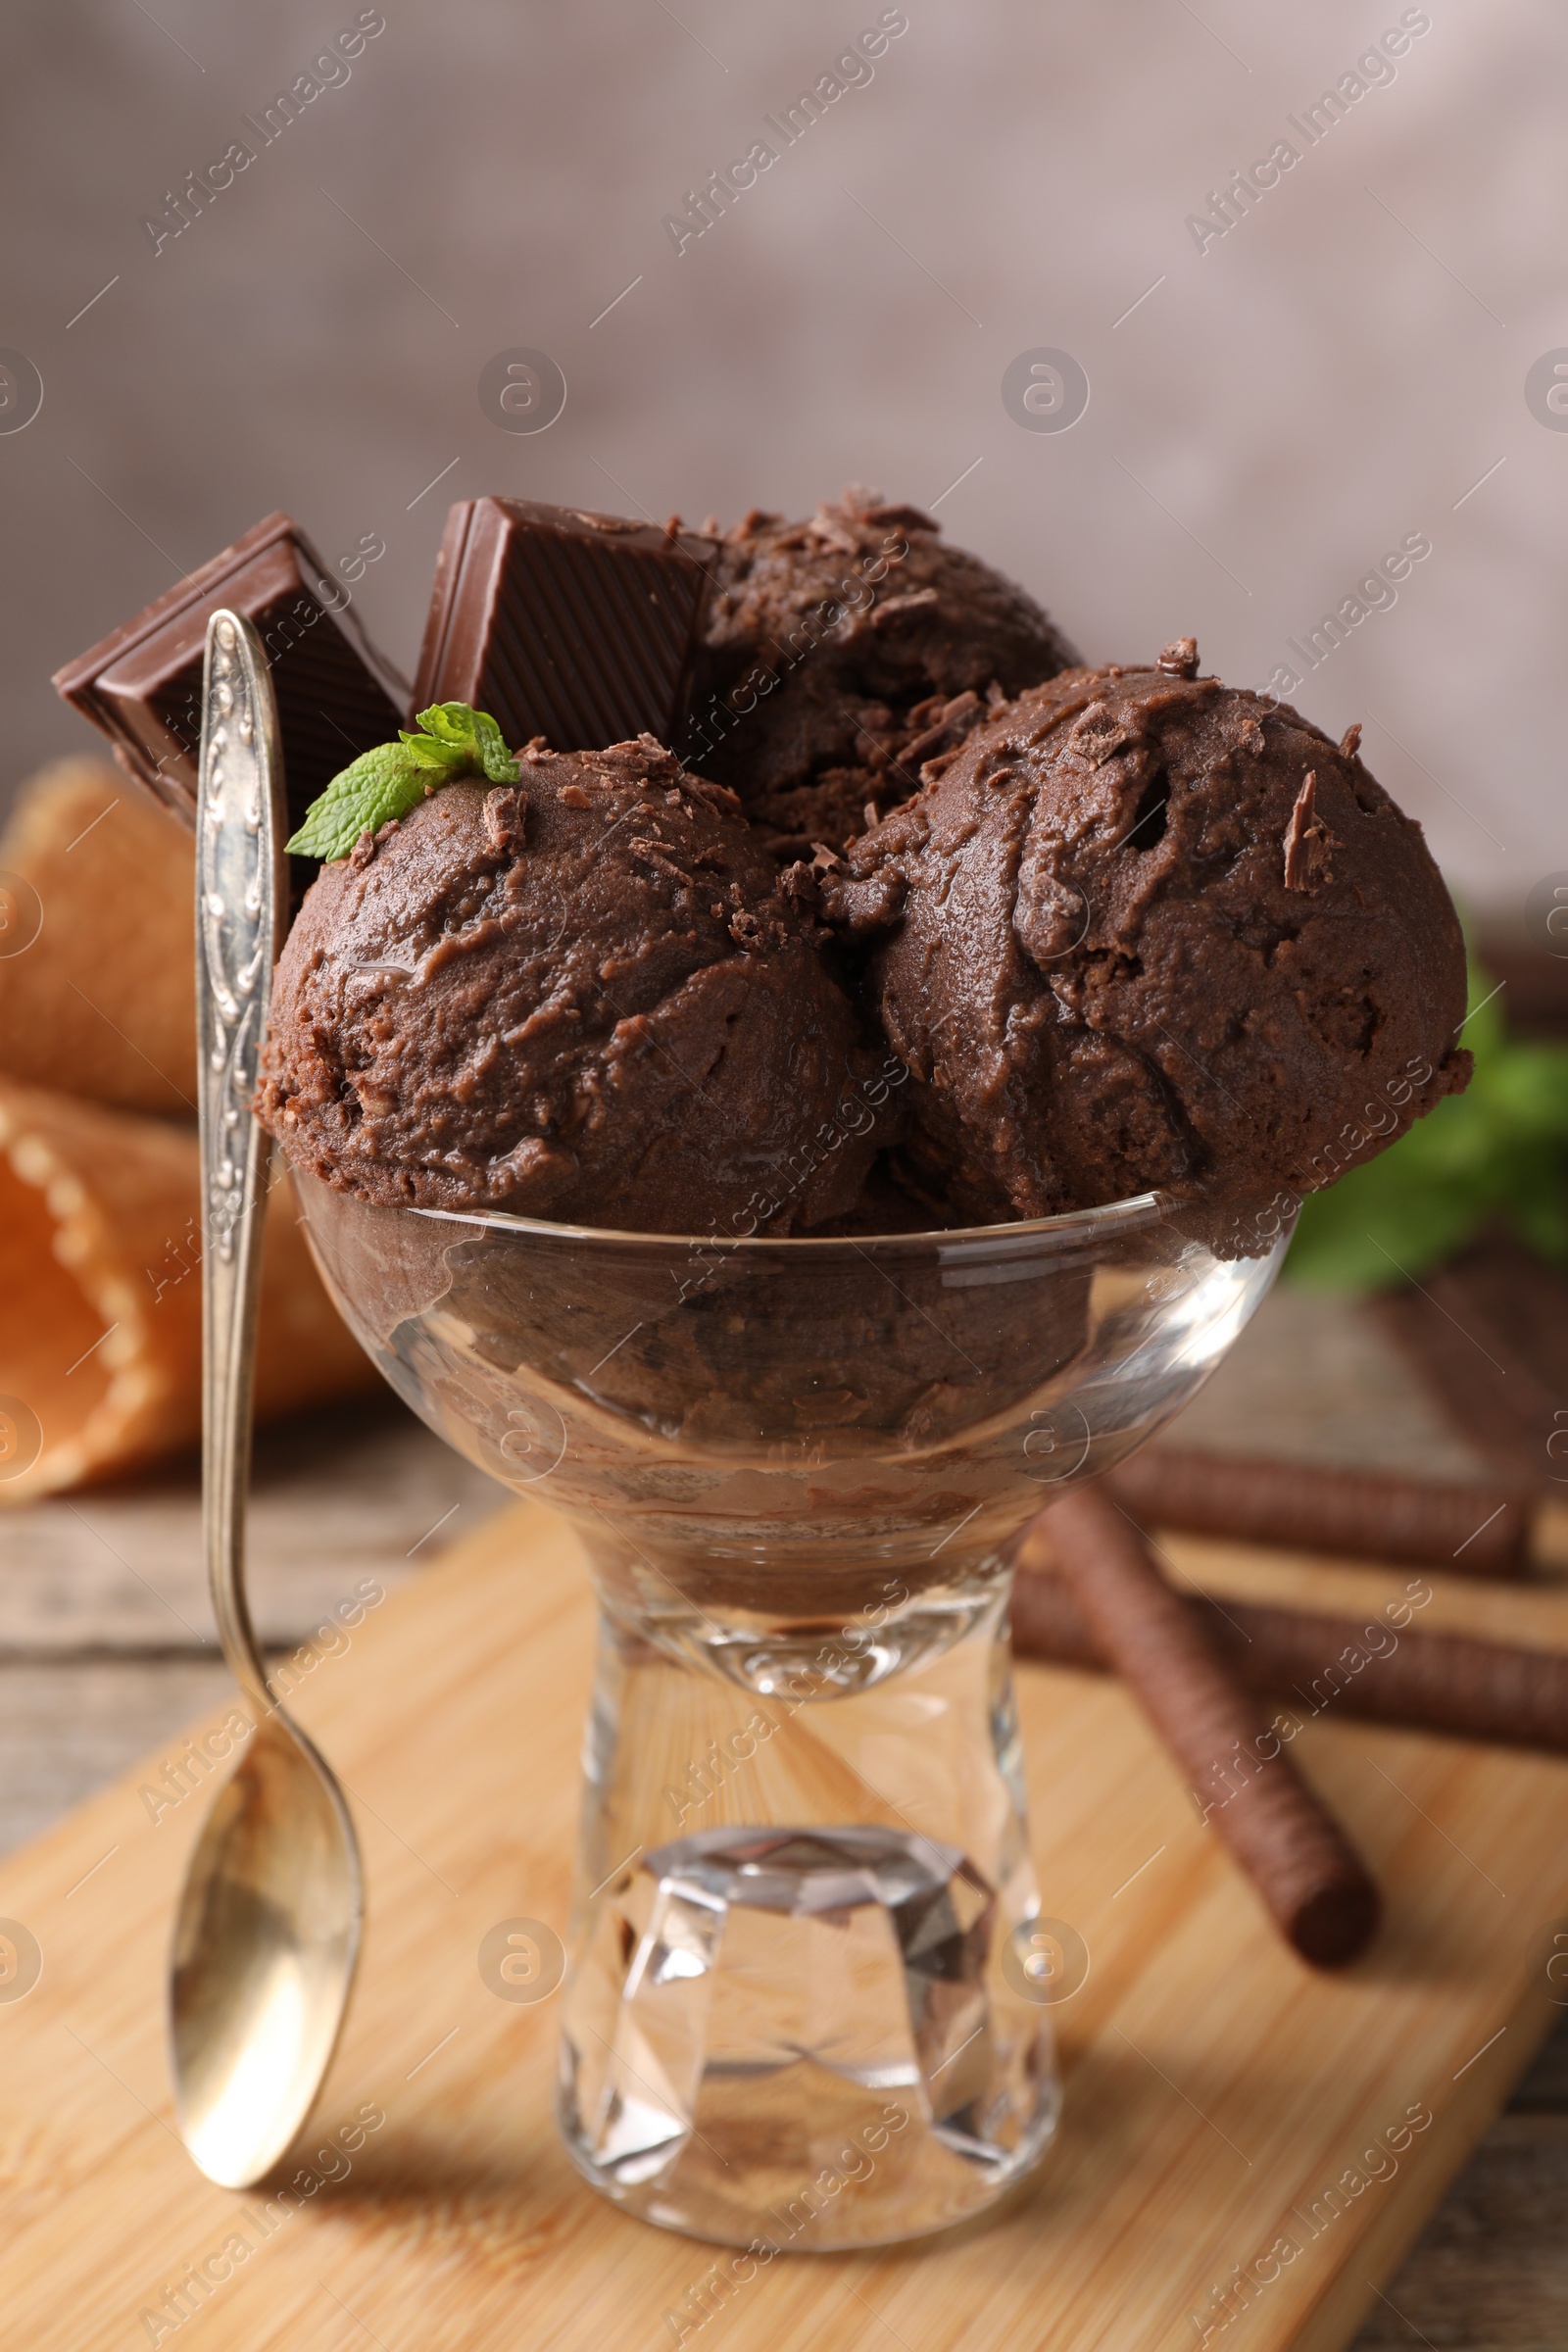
[170, 609, 363, 2188]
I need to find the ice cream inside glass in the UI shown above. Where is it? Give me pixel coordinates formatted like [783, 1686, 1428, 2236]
[231, 493, 1468, 2247]
[294, 1167, 1292, 2244]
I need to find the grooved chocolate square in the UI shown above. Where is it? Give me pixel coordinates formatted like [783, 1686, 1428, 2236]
[52, 513, 411, 836]
[413, 499, 717, 757]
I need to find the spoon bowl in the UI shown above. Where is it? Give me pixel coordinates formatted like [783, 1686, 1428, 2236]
[172, 1719, 361, 2185]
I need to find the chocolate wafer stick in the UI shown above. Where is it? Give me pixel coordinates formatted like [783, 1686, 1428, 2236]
[1011, 1544, 1568, 1754]
[1104, 1449, 1530, 1578]
[1036, 1485, 1381, 1967]
[1371, 1235, 1568, 1492]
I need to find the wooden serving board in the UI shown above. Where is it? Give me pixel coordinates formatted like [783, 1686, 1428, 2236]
[3, 1499, 1568, 2352]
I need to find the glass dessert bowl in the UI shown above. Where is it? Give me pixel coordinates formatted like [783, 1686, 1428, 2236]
[294, 1168, 1294, 2247]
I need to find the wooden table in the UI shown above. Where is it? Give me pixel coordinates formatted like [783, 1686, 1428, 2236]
[3, 1286, 1563, 2347]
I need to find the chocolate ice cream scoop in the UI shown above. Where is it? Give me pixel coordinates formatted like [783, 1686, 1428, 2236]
[687, 487, 1077, 858]
[825, 648, 1471, 1219]
[256, 735, 885, 1234]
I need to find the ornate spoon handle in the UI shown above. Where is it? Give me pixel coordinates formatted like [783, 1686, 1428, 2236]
[196, 609, 286, 1718]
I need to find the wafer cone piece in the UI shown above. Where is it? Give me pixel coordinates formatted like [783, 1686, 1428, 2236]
[0, 1077, 377, 1501]
[0, 758, 196, 1115]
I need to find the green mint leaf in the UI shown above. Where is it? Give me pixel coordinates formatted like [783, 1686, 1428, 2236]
[1285, 1147, 1484, 1291]
[413, 701, 478, 749]
[1288, 944, 1568, 1290]
[1514, 1184, 1568, 1267]
[471, 710, 520, 783]
[412, 702, 520, 782]
[1486, 1044, 1568, 1140]
[287, 703, 519, 858]
[284, 745, 434, 859]
[397, 730, 467, 772]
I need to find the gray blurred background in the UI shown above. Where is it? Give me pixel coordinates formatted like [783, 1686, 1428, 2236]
[1, 0, 1560, 913]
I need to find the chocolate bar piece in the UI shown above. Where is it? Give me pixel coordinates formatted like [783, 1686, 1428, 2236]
[53, 513, 410, 836]
[413, 499, 717, 757]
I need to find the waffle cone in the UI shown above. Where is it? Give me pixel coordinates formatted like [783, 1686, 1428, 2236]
[0, 1077, 376, 1500]
[0, 758, 196, 1115]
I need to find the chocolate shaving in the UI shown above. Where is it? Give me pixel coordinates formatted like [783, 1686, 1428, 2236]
[918, 750, 964, 783]
[870, 588, 941, 625]
[1283, 770, 1339, 891]
[806, 508, 861, 557]
[859, 501, 938, 533]
[483, 786, 526, 853]
[629, 839, 691, 887]
[900, 689, 985, 769]
[778, 860, 819, 910]
[683, 776, 745, 818]
[1156, 637, 1200, 678]
[1068, 703, 1135, 765]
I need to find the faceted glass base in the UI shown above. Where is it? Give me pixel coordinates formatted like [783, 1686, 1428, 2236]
[559, 1589, 1059, 2246]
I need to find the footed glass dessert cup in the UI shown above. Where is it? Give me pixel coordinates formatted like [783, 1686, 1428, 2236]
[294, 1170, 1293, 2247]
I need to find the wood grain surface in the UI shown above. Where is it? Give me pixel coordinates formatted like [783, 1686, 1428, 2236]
[2, 1481, 1567, 2352]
